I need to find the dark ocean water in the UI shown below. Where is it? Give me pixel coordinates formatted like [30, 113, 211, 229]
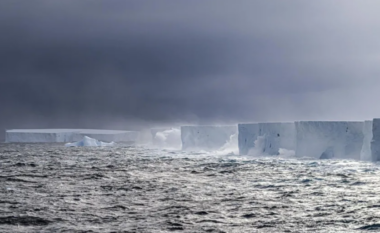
[1, 143, 380, 232]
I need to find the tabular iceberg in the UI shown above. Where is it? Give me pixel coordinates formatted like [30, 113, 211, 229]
[65, 136, 115, 147]
[238, 124, 259, 155]
[238, 122, 296, 156]
[295, 121, 364, 160]
[371, 119, 380, 161]
[360, 120, 373, 161]
[181, 125, 237, 150]
[5, 129, 78, 143]
[5, 129, 139, 143]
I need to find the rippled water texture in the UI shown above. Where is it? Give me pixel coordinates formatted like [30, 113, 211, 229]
[1, 143, 380, 232]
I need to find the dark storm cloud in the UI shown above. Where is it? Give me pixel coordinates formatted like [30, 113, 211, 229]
[1, 0, 380, 137]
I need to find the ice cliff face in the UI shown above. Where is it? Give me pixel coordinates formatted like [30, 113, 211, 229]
[239, 121, 369, 160]
[371, 119, 380, 161]
[5, 129, 78, 143]
[295, 121, 364, 160]
[238, 124, 259, 155]
[238, 123, 296, 156]
[360, 120, 373, 161]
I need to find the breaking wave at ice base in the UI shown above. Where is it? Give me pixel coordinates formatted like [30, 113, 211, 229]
[152, 128, 182, 150]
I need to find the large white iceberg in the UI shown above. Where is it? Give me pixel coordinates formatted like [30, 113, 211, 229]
[371, 119, 380, 161]
[295, 121, 364, 160]
[360, 120, 373, 161]
[181, 125, 237, 150]
[5, 129, 78, 143]
[5, 129, 139, 143]
[238, 122, 296, 156]
[65, 136, 115, 147]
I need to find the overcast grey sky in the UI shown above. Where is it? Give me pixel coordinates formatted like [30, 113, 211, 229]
[1, 0, 380, 135]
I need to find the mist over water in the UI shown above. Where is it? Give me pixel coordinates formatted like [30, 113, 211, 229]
[152, 128, 182, 150]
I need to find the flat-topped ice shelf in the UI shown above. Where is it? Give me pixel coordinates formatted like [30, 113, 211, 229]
[238, 122, 296, 156]
[5, 129, 139, 143]
[295, 121, 365, 160]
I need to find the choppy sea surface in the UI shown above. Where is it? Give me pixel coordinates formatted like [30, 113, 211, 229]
[1, 143, 380, 232]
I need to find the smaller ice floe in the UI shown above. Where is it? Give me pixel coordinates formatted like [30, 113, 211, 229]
[65, 136, 115, 147]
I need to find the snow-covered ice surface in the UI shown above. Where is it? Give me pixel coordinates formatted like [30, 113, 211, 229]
[1, 142, 380, 232]
[181, 125, 237, 150]
[65, 136, 115, 147]
[238, 123, 296, 156]
[295, 121, 364, 160]
[5, 129, 139, 143]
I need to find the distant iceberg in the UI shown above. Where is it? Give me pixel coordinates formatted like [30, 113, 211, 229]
[65, 136, 115, 147]
[5, 129, 139, 143]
